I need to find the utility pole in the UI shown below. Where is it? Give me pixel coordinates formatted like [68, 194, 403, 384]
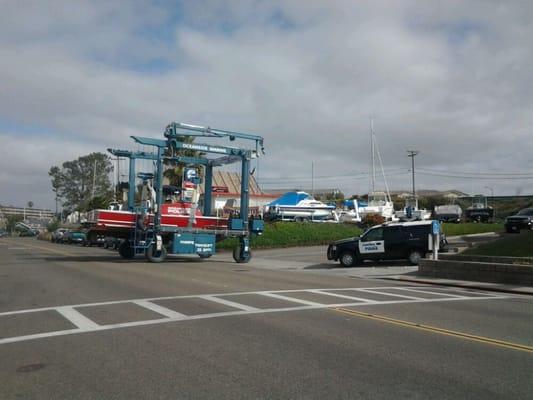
[407, 150, 419, 197]
[311, 161, 314, 197]
[91, 159, 97, 198]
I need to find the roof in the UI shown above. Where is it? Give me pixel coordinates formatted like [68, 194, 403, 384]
[199, 171, 265, 196]
[381, 220, 434, 227]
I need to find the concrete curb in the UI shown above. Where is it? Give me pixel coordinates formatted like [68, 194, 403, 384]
[380, 276, 533, 296]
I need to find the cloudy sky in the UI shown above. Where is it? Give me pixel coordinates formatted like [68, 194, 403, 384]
[1, 0, 532, 209]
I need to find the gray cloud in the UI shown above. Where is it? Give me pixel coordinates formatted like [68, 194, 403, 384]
[1, 0, 532, 208]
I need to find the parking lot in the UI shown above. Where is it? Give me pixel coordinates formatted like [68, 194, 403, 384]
[1, 237, 532, 399]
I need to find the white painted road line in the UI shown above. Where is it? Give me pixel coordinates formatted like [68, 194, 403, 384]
[200, 295, 259, 312]
[309, 289, 377, 303]
[7, 247, 27, 250]
[0, 286, 505, 318]
[0, 293, 510, 346]
[258, 292, 324, 306]
[56, 307, 100, 330]
[395, 287, 467, 298]
[355, 288, 425, 300]
[132, 300, 188, 319]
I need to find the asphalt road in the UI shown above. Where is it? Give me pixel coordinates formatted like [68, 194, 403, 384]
[1, 237, 532, 399]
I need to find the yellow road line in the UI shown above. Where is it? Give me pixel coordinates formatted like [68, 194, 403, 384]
[334, 307, 533, 354]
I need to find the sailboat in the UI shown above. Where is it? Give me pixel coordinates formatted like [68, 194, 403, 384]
[357, 119, 396, 221]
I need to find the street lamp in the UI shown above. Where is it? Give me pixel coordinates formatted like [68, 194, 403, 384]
[484, 186, 494, 198]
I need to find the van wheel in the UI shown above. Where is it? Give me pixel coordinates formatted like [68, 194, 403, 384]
[339, 251, 357, 267]
[408, 249, 423, 265]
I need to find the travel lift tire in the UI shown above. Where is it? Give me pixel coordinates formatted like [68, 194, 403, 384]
[118, 241, 135, 259]
[233, 243, 252, 263]
[146, 243, 167, 263]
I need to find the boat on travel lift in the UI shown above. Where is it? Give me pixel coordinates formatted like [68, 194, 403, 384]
[264, 191, 335, 221]
[357, 119, 396, 221]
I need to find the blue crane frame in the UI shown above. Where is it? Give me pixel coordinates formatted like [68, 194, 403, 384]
[107, 122, 265, 263]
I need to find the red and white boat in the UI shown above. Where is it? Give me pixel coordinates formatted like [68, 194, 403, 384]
[87, 202, 228, 233]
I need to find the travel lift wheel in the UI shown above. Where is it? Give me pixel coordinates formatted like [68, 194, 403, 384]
[233, 240, 252, 263]
[118, 241, 135, 259]
[146, 243, 167, 263]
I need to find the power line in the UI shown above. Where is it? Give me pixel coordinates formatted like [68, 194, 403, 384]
[417, 168, 533, 177]
[416, 171, 533, 180]
[257, 168, 407, 182]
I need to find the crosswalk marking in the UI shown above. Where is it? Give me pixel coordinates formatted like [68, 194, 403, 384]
[307, 289, 377, 303]
[199, 295, 259, 312]
[56, 307, 99, 330]
[0, 286, 510, 346]
[132, 300, 188, 319]
[354, 288, 425, 300]
[258, 292, 324, 306]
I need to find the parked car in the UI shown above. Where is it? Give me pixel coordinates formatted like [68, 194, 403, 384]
[103, 236, 123, 250]
[83, 234, 105, 247]
[0, 229, 7, 238]
[52, 228, 68, 243]
[327, 220, 448, 267]
[504, 208, 533, 233]
[63, 230, 86, 244]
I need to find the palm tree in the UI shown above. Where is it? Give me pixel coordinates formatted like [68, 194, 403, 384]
[163, 136, 205, 186]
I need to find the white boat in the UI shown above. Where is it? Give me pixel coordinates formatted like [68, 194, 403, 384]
[358, 191, 396, 221]
[395, 195, 431, 221]
[338, 199, 362, 223]
[264, 191, 335, 221]
[433, 204, 462, 223]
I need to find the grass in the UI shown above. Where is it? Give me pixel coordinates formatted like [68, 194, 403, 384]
[217, 222, 364, 250]
[218, 221, 504, 250]
[463, 231, 533, 257]
[440, 223, 503, 236]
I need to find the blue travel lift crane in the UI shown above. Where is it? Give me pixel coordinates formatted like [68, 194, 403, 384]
[108, 122, 265, 263]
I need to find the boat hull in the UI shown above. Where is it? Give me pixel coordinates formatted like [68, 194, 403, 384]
[87, 206, 228, 234]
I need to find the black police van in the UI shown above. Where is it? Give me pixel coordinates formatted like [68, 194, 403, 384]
[327, 220, 448, 267]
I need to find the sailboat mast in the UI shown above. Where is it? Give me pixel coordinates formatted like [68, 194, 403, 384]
[370, 118, 375, 194]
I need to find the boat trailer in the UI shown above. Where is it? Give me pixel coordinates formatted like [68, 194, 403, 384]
[87, 122, 265, 263]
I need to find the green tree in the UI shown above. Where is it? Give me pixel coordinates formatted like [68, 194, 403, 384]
[47, 219, 60, 232]
[49, 152, 114, 212]
[5, 214, 23, 234]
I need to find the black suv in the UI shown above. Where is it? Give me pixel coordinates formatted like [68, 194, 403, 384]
[504, 208, 533, 233]
[327, 220, 448, 267]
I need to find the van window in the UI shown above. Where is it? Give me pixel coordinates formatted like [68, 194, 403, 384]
[362, 227, 384, 242]
[406, 225, 429, 238]
[384, 226, 402, 241]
